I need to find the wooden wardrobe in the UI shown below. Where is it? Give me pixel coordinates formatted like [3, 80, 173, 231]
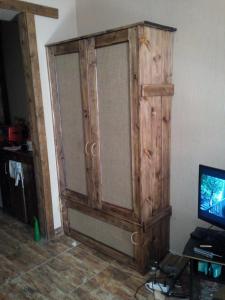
[47, 21, 176, 273]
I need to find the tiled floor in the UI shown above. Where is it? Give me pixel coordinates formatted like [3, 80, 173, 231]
[0, 210, 190, 300]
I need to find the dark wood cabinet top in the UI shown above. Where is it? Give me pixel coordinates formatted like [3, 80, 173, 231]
[46, 20, 177, 48]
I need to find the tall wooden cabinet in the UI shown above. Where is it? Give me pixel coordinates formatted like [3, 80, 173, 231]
[47, 21, 176, 273]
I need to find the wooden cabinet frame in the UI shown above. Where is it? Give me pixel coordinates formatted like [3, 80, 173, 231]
[47, 21, 176, 272]
[47, 29, 140, 227]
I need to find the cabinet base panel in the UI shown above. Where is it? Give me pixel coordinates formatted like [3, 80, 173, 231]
[67, 228, 138, 270]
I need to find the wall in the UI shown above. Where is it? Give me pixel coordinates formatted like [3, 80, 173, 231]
[1, 20, 28, 123]
[23, 0, 77, 229]
[76, 0, 225, 254]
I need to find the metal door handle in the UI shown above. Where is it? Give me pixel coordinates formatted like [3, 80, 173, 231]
[90, 142, 96, 157]
[85, 142, 90, 155]
[5, 162, 7, 175]
[131, 231, 139, 245]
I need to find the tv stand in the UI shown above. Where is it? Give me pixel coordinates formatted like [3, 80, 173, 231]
[191, 227, 225, 253]
[184, 227, 225, 299]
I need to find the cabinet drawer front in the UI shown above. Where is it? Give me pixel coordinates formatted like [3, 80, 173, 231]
[68, 208, 134, 257]
[96, 42, 133, 210]
[55, 53, 87, 195]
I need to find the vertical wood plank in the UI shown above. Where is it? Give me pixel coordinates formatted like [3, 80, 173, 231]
[18, 12, 54, 238]
[162, 96, 172, 209]
[161, 32, 173, 209]
[46, 46, 66, 195]
[86, 38, 102, 209]
[138, 25, 173, 222]
[138, 25, 174, 267]
[79, 38, 102, 209]
[79, 39, 93, 207]
[128, 27, 140, 220]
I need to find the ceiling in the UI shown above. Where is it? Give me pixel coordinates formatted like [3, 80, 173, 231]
[0, 9, 19, 21]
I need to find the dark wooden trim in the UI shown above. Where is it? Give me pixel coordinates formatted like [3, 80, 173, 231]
[52, 41, 79, 56]
[95, 29, 128, 48]
[47, 21, 176, 48]
[65, 197, 142, 232]
[46, 47, 67, 195]
[142, 84, 174, 97]
[78, 39, 97, 208]
[62, 189, 88, 205]
[18, 12, 54, 239]
[128, 27, 141, 221]
[69, 228, 136, 268]
[144, 205, 172, 232]
[84, 38, 102, 209]
[0, 0, 58, 19]
[102, 202, 138, 222]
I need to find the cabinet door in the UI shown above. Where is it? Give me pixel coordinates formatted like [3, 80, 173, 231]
[53, 47, 91, 205]
[95, 40, 137, 220]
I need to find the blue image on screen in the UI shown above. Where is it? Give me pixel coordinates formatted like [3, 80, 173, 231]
[200, 175, 225, 218]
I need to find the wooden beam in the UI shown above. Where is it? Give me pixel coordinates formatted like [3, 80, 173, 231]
[0, 0, 58, 19]
[18, 12, 54, 238]
[142, 84, 174, 97]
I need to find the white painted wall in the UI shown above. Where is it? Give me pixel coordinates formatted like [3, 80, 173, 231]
[76, 0, 225, 253]
[23, 0, 78, 229]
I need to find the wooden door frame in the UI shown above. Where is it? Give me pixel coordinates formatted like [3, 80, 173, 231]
[0, 0, 58, 239]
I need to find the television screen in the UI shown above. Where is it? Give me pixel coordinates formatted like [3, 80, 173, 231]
[199, 165, 225, 230]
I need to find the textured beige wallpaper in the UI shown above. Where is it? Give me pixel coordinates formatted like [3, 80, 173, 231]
[56, 53, 87, 195]
[97, 43, 133, 209]
[69, 208, 134, 256]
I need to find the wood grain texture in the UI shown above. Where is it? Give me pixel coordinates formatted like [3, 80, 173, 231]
[85, 38, 102, 209]
[95, 29, 128, 48]
[128, 27, 141, 221]
[65, 196, 141, 232]
[47, 23, 176, 272]
[18, 13, 54, 238]
[52, 41, 79, 56]
[47, 20, 176, 48]
[46, 47, 66, 195]
[142, 84, 174, 97]
[78, 39, 93, 207]
[0, 0, 58, 18]
[138, 25, 174, 221]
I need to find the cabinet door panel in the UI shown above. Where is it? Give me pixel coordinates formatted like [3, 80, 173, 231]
[55, 53, 87, 196]
[96, 43, 133, 209]
[68, 208, 134, 257]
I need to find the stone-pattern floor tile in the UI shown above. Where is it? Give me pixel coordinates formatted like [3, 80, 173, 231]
[0, 211, 183, 300]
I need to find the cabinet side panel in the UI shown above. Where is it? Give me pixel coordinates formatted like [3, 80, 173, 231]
[138, 26, 174, 221]
[55, 53, 87, 195]
[161, 32, 173, 208]
[140, 96, 162, 221]
[68, 208, 134, 257]
[96, 43, 133, 209]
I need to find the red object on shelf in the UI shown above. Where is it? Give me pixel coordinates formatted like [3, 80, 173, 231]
[8, 126, 23, 144]
[0, 124, 28, 146]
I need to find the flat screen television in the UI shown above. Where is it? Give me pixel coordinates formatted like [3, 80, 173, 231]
[199, 164, 225, 230]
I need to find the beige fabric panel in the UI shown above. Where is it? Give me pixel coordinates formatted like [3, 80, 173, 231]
[68, 208, 133, 257]
[96, 43, 132, 209]
[56, 53, 87, 195]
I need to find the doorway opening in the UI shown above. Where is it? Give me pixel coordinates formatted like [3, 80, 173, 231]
[0, 2, 58, 239]
[0, 16, 39, 227]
